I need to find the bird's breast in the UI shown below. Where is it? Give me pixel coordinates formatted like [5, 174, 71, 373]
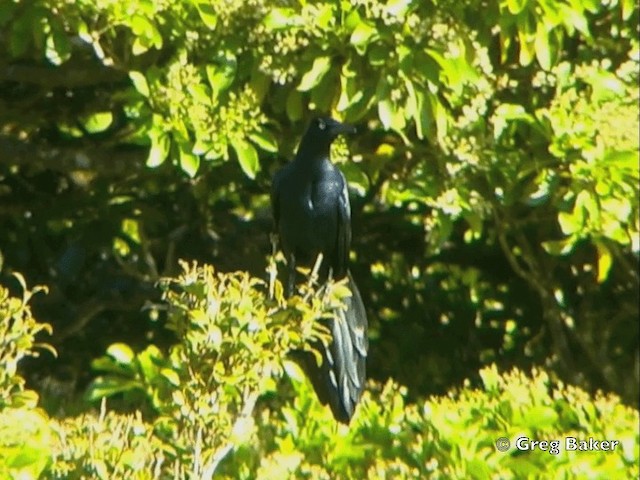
[279, 181, 338, 257]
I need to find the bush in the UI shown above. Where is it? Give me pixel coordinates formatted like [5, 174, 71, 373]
[1, 268, 638, 479]
[0, 275, 53, 479]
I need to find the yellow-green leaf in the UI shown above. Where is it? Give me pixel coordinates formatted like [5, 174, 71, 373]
[595, 241, 613, 283]
[350, 22, 378, 55]
[506, 0, 528, 14]
[196, 2, 218, 29]
[231, 138, 260, 179]
[147, 131, 170, 167]
[129, 71, 150, 97]
[298, 56, 332, 92]
[180, 149, 200, 178]
[107, 343, 135, 364]
[535, 24, 552, 71]
[249, 129, 278, 153]
[84, 112, 113, 133]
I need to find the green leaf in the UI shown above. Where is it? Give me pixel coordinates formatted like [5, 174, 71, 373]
[558, 209, 583, 235]
[263, 8, 302, 30]
[368, 44, 388, 66]
[45, 28, 71, 66]
[517, 14, 535, 66]
[137, 345, 162, 380]
[506, 0, 528, 14]
[430, 95, 449, 142]
[107, 343, 135, 364]
[9, 390, 39, 409]
[386, 0, 412, 16]
[206, 54, 237, 97]
[83, 112, 113, 133]
[622, 0, 635, 19]
[559, 3, 590, 36]
[188, 83, 210, 104]
[522, 406, 558, 428]
[316, 3, 334, 29]
[249, 129, 278, 153]
[575, 190, 598, 228]
[350, 22, 378, 55]
[180, 147, 200, 178]
[595, 241, 613, 283]
[378, 99, 393, 130]
[404, 79, 431, 140]
[542, 237, 575, 255]
[298, 56, 332, 92]
[147, 131, 170, 167]
[589, 71, 626, 102]
[161, 368, 180, 386]
[129, 71, 150, 97]
[196, 2, 218, 29]
[86, 377, 141, 400]
[534, 23, 552, 71]
[130, 15, 162, 46]
[231, 138, 260, 179]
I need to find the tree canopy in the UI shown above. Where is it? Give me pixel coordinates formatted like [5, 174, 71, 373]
[0, 0, 638, 477]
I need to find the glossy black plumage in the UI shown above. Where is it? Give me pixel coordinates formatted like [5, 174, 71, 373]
[271, 117, 368, 423]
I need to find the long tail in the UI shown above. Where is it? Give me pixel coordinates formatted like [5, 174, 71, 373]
[299, 272, 368, 423]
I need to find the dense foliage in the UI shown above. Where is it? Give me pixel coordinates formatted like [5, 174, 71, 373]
[0, 0, 638, 477]
[1, 273, 638, 478]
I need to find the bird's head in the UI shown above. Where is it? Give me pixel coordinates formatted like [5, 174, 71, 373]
[300, 116, 357, 150]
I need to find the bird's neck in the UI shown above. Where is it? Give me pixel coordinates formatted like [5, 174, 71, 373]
[294, 140, 331, 170]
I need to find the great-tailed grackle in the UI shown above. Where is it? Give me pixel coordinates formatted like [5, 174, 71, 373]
[271, 116, 368, 424]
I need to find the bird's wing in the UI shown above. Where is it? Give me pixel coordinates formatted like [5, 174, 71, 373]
[334, 173, 351, 279]
[322, 272, 368, 423]
[320, 172, 368, 423]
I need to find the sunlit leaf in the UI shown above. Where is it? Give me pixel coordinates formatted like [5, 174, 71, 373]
[249, 129, 278, 153]
[595, 241, 613, 283]
[107, 343, 135, 364]
[350, 22, 378, 55]
[231, 138, 260, 179]
[378, 99, 393, 130]
[129, 71, 150, 96]
[506, 0, 528, 14]
[558, 210, 583, 235]
[161, 368, 180, 386]
[180, 147, 200, 178]
[206, 54, 237, 97]
[196, 2, 218, 29]
[147, 131, 170, 167]
[263, 8, 302, 30]
[83, 112, 113, 133]
[298, 56, 332, 92]
[45, 29, 71, 66]
[535, 24, 552, 71]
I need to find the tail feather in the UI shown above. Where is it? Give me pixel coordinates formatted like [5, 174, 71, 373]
[298, 272, 368, 424]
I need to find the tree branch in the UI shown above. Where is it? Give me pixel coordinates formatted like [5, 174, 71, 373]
[0, 60, 126, 88]
[0, 134, 146, 176]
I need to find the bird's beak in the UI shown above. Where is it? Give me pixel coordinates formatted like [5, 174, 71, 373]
[332, 120, 357, 136]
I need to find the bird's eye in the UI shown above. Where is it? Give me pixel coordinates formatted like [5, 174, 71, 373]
[318, 119, 326, 130]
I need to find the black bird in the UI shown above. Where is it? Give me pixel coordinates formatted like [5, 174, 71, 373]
[271, 116, 368, 423]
